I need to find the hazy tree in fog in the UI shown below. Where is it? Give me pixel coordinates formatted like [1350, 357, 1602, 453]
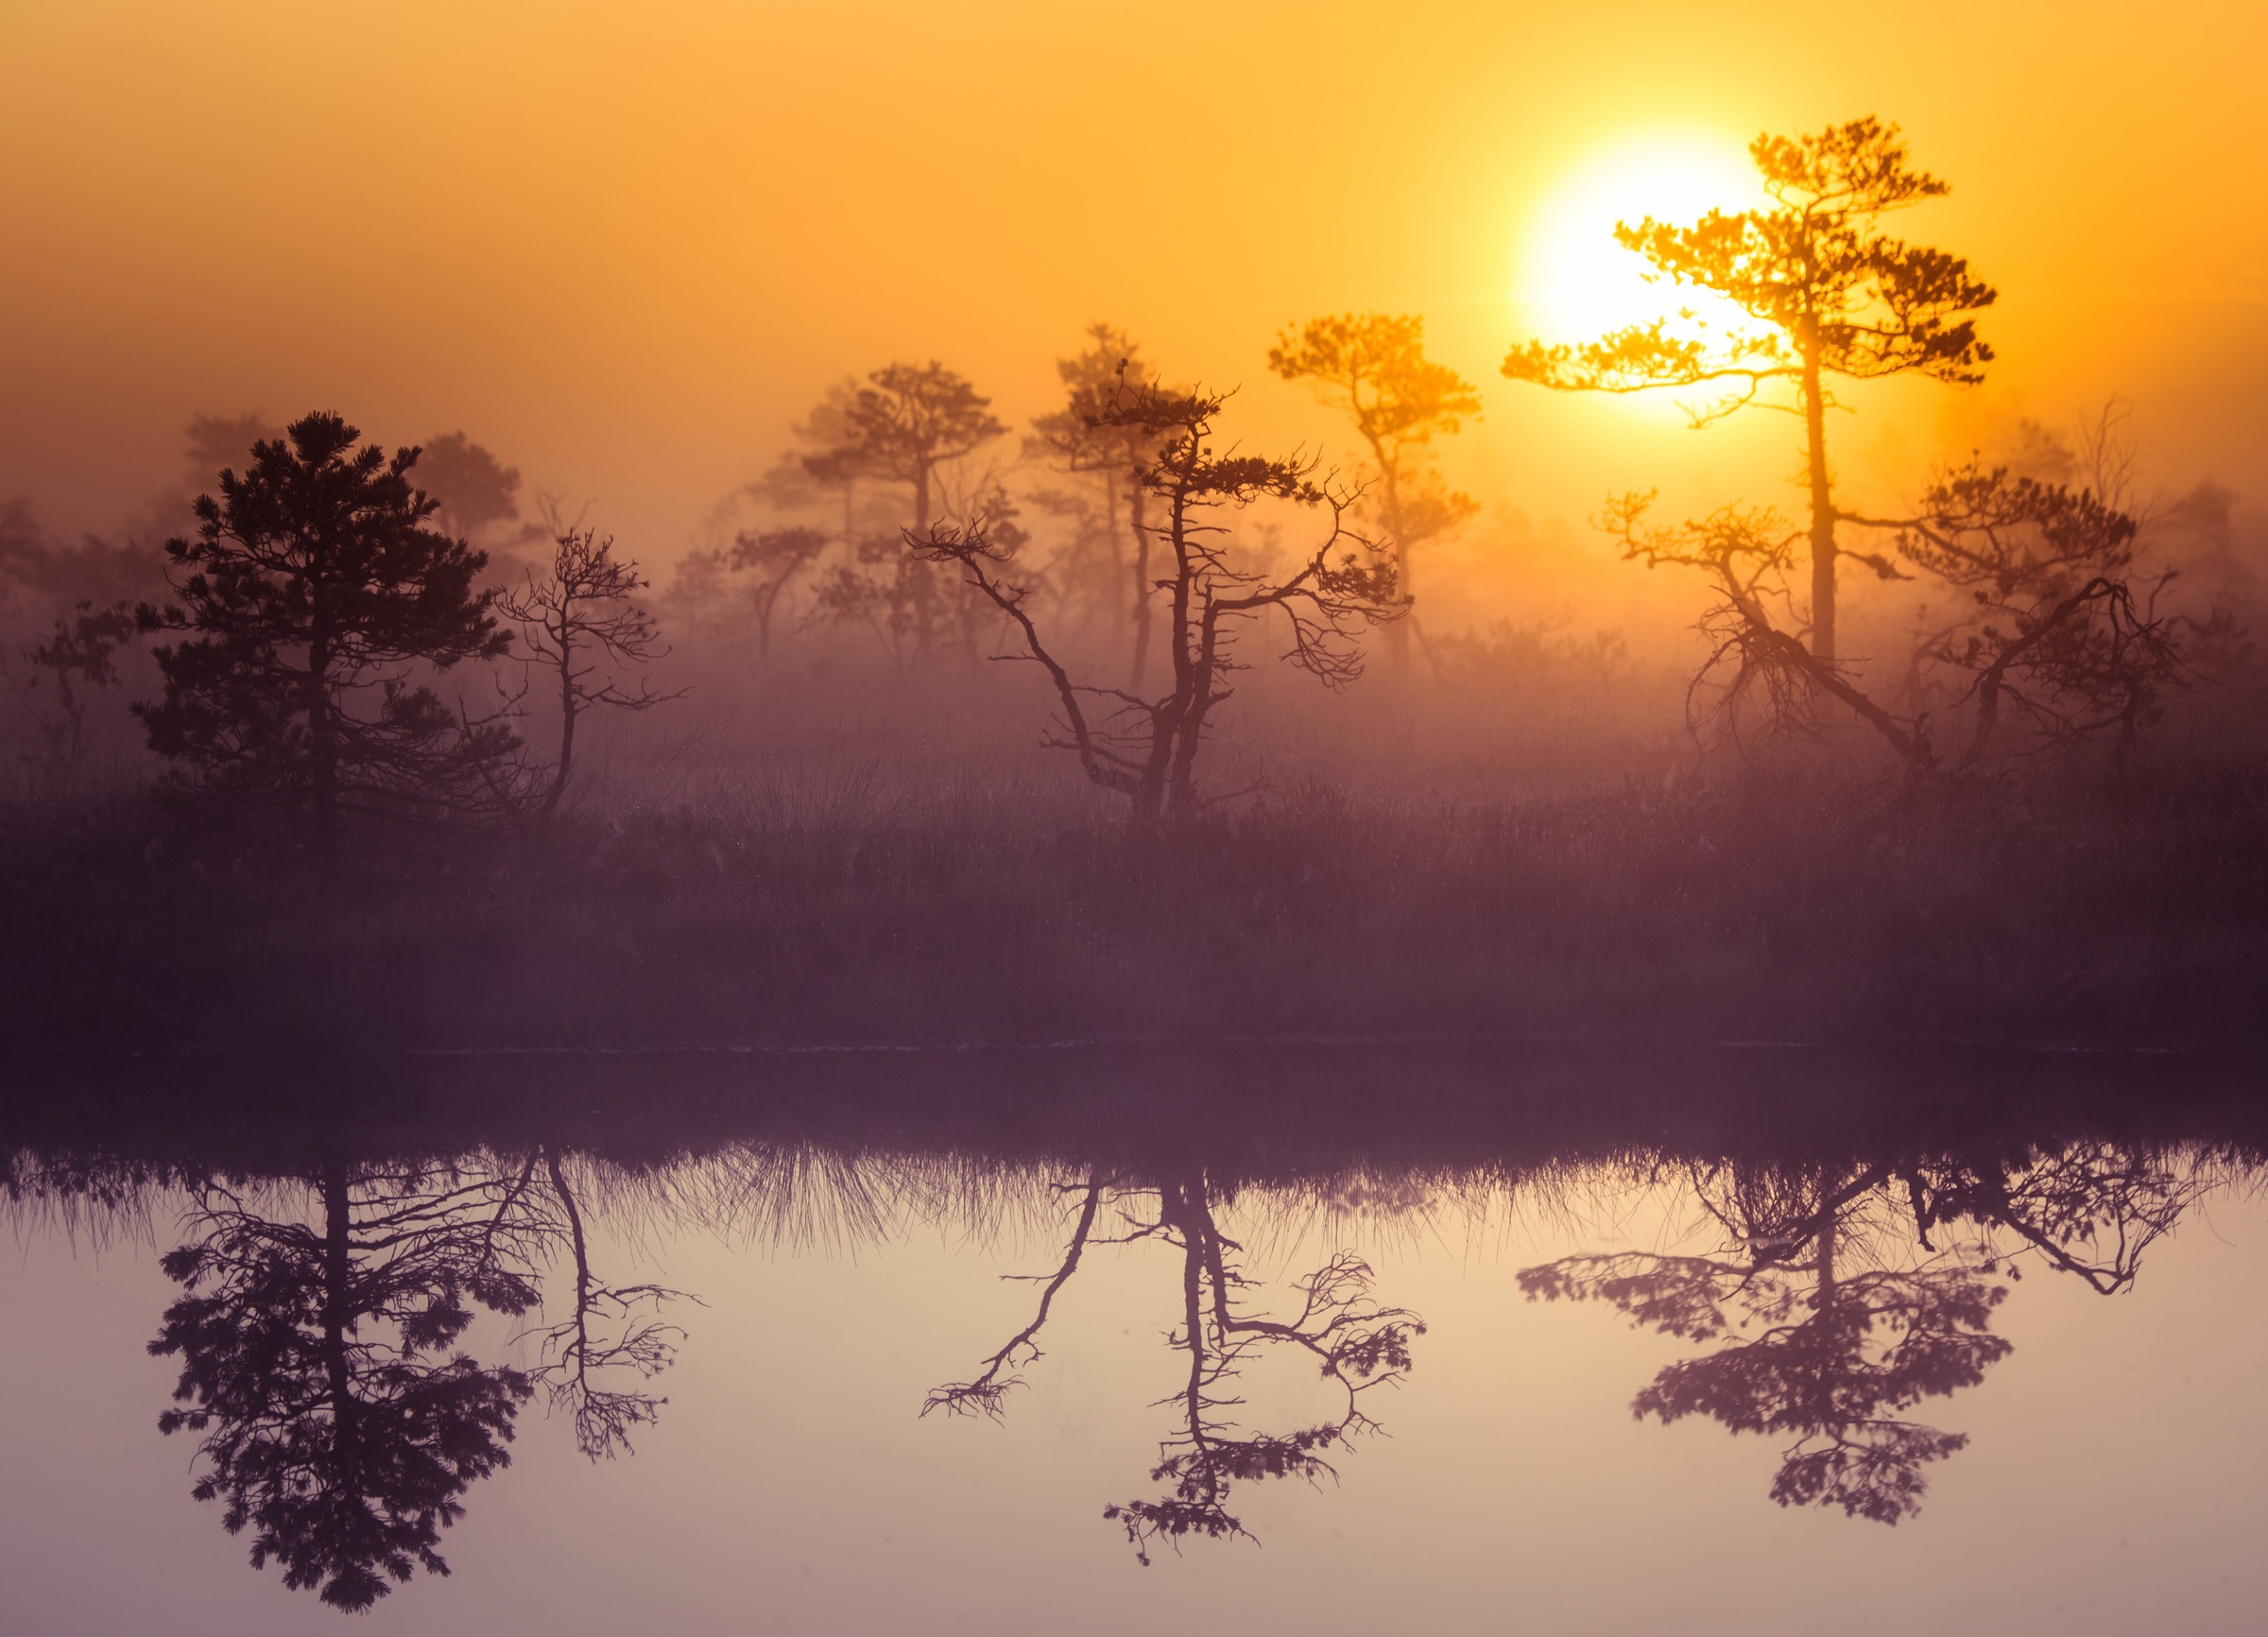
[916, 384, 1403, 820]
[925, 1168, 1420, 1564]
[1027, 324, 1171, 689]
[3, 598, 140, 782]
[781, 377, 869, 538]
[730, 525, 830, 658]
[799, 362, 1011, 666]
[802, 361, 1008, 533]
[1269, 313, 1480, 665]
[1503, 117, 1996, 661]
[498, 525, 682, 818]
[1888, 464, 2195, 762]
[0, 498, 165, 610]
[133, 413, 516, 853]
[416, 431, 541, 578]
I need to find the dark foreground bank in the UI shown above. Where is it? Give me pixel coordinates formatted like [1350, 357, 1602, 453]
[5, 763, 2264, 1052]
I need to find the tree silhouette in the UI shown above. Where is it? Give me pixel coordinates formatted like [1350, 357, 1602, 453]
[497, 526, 682, 818]
[1503, 117, 1995, 662]
[150, 1150, 692, 1608]
[924, 1168, 1421, 1564]
[150, 1160, 543, 1610]
[524, 1150, 692, 1460]
[1028, 325, 1171, 689]
[1522, 1160, 2008, 1522]
[1269, 313, 1479, 664]
[798, 362, 1009, 666]
[1881, 462, 2200, 762]
[915, 384, 1402, 820]
[133, 412, 515, 853]
[1522, 1140, 2219, 1522]
[1596, 492, 1933, 762]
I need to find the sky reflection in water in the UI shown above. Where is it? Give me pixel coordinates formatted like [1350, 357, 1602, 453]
[3, 1049, 2264, 1634]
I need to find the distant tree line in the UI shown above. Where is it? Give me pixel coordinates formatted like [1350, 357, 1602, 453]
[0, 113, 2253, 852]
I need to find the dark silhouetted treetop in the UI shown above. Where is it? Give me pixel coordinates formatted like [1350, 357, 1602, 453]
[134, 411, 515, 848]
[1503, 117, 1995, 662]
[801, 361, 1008, 531]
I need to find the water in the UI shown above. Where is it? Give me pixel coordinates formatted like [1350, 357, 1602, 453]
[4, 1044, 2263, 1634]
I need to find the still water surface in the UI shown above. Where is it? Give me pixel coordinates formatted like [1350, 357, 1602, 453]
[4, 1047, 2264, 1634]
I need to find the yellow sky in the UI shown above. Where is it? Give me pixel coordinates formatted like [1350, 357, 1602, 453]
[2, 0, 2262, 554]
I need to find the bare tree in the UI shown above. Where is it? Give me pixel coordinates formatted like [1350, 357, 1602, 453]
[524, 1150, 694, 1460]
[1597, 492, 1931, 764]
[924, 1168, 1421, 1565]
[499, 526, 684, 818]
[1879, 463, 2208, 763]
[916, 385, 1403, 821]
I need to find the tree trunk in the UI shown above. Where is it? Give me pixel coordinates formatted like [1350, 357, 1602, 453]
[1380, 452, 1410, 670]
[543, 629, 577, 819]
[1801, 325, 1838, 663]
[321, 1159, 355, 1451]
[306, 619, 338, 861]
[1128, 486, 1153, 694]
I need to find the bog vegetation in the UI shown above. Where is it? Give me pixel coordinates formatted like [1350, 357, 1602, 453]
[2, 117, 2263, 1049]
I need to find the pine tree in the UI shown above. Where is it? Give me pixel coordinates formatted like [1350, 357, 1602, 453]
[135, 411, 514, 851]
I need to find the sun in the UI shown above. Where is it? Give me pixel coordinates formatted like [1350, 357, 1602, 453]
[1515, 133, 1763, 346]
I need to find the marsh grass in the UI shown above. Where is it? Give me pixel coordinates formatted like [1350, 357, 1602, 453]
[5, 750, 2263, 1053]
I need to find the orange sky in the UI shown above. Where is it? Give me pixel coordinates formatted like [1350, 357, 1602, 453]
[2, 0, 2262, 559]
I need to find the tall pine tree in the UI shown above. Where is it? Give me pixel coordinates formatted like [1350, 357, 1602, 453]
[136, 412, 514, 851]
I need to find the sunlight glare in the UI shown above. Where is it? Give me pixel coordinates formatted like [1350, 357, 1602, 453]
[1516, 134, 1763, 347]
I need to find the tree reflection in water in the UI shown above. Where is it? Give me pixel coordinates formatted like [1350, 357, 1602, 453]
[0, 1073, 2232, 1604]
[923, 1168, 1423, 1563]
[149, 1150, 685, 1610]
[1519, 1142, 2215, 1523]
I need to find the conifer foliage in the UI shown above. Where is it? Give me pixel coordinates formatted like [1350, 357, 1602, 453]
[134, 412, 514, 850]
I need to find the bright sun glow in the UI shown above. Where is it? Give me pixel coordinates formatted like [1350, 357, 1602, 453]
[1517, 133, 1764, 346]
